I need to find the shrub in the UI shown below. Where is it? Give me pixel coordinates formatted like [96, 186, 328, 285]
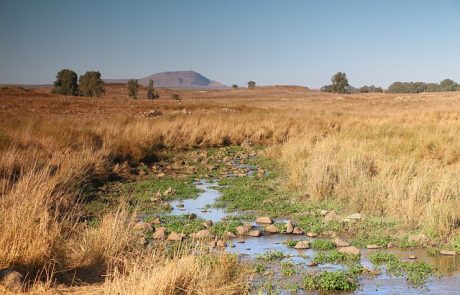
[79, 71, 105, 97]
[127, 79, 139, 99]
[147, 79, 159, 99]
[247, 81, 256, 89]
[52, 69, 79, 95]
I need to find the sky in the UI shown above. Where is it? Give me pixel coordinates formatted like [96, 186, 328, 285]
[0, 0, 459, 88]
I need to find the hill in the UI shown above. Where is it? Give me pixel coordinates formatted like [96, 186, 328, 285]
[105, 71, 228, 89]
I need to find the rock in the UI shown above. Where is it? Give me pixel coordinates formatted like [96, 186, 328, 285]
[236, 226, 249, 235]
[152, 228, 166, 240]
[292, 227, 304, 235]
[247, 230, 262, 237]
[342, 213, 363, 222]
[339, 246, 360, 256]
[265, 224, 279, 234]
[151, 217, 161, 224]
[243, 223, 253, 230]
[167, 232, 184, 241]
[324, 210, 338, 221]
[225, 231, 237, 238]
[409, 255, 417, 260]
[319, 209, 329, 216]
[333, 238, 349, 247]
[187, 213, 197, 220]
[323, 230, 337, 238]
[306, 232, 318, 237]
[0, 269, 23, 292]
[176, 204, 185, 208]
[387, 242, 396, 248]
[134, 221, 153, 231]
[202, 220, 213, 228]
[216, 240, 227, 248]
[366, 244, 383, 249]
[440, 250, 456, 256]
[294, 241, 310, 249]
[286, 220, 294, 234]
[190, 230, 214, 239]
[256, 216, 273, 224]
[307, 262, 318, 267]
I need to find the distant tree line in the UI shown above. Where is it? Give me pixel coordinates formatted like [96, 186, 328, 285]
[358, 85, 383, 93]
[52, 69, 105, 97]
[387, 79, 460, 93]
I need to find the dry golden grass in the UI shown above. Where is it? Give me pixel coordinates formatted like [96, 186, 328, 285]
[1, 85, 460, 293]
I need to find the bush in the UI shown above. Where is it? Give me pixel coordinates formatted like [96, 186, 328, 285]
[247, 81, 256, 89]
[321, 72, 350, 93]
[79, 71, 105, 97]
[388, 79, 460, 93]
[147, 79, 159, 99]
[127, 79, 139, 99]
[52, 69, 79, 95]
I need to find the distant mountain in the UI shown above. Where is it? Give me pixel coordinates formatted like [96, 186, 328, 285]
[105, 71, 228, 89]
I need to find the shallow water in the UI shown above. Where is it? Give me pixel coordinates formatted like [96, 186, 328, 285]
[167, 178, 460, 294]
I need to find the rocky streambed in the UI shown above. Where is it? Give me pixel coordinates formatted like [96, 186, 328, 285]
[128, 147, 460, 294]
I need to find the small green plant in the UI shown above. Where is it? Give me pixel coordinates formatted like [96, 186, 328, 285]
[127, 79, 139, 98]
[313, 250, 360, 264]
[311, 239, 336, 250]
[281, 261, 296, 276]
[370, 252, 433, 286]
[303, 270, 358, 291]
[256, 250, 286, 261]
[252, 263, 266, 274]
[283, 240, 298, 248]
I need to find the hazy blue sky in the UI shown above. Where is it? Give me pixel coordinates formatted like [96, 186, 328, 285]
[1, 0, 459, 88]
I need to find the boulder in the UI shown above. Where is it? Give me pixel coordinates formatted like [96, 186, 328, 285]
[294, 241, 310, 249]
[225, 231, 237, 238]
[324, 210, 338, 221]
[138, 236, 148, 246]
[319, 209, 329, 216]
[286, 220, 294, 234]
[306, 232, 318, 237]
[152, 228, 166, 240]
[292, 227, 304, 235]
[151, 217, 161, 224]
[256, 216, 273, 224]
[167, 232, 184, 241]
[339, 246, 360, 256]
[247, 230, 262, 237]
[202, 220, 213, 228]
[333, 237, 349, 247]
[134, 221, 152, 231]
[307, 262, 318, 267]
[387, 242, 396, 248]
[342, 213, 363, 222]
[440, 250, 456, 256]
[0, 269, 23, 292]
[409, 255, 417, 260]
[366, 244, 383, 249]
[265, 224, 279, 234]
[236, 226, 249, 235]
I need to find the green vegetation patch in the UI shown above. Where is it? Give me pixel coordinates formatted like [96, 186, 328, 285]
[123, 177, 201, 201]
[313, 250, 360, 264]
[303, 270, 358, 291]
[310, 239, 336, 250]
[161, 214, 206, 235]
[370, 252, 433, 286]
[256, 250, 287, 261]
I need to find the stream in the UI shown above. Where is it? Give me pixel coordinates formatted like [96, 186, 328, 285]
[167, 178, 460, 294]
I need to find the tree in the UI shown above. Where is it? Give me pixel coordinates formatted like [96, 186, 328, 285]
[331, 72, 349, 93]
[127, 79, 139, 99]
[248, 81, 256, 89]
[232, 84, 238, 89]
[359, 85, 369, 93]
[79, 71, 105, 97]
[147, 79, 159, 99]
[52, 69, 78, 95]
[439, 79, 458, 91]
